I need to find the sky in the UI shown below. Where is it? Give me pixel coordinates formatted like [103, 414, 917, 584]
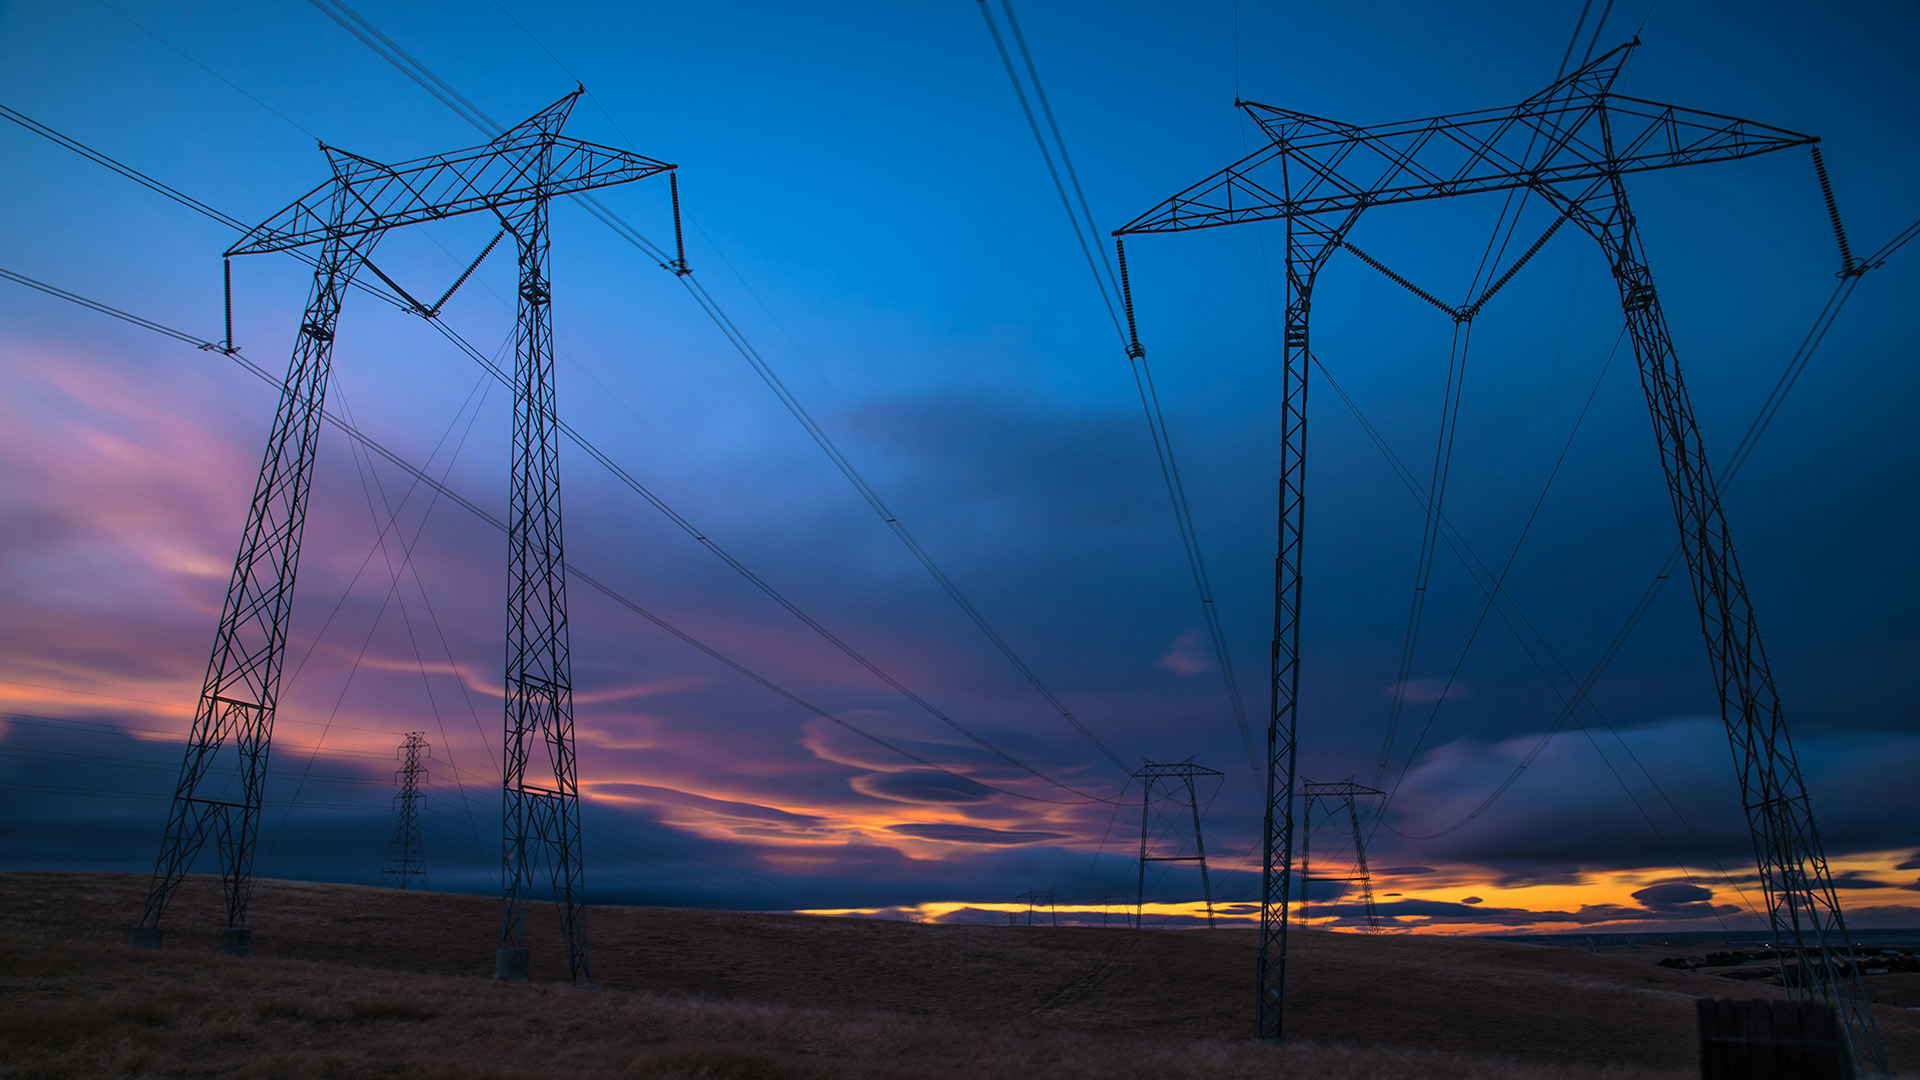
[1, 0, 1916, 940]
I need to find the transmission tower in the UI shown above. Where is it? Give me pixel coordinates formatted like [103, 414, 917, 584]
[1132, 758, 1221, 929]
[1299, 780, 1381, 933]
[1115, 41, 1886, 1068]
[380, 732, 429, 889]
[1015, 888, 1060, 926]
[129, 91, 675, 987]
[1097, 892, 1135, 928]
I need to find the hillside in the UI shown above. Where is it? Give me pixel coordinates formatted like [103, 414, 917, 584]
[3, 872, 1915, 1078]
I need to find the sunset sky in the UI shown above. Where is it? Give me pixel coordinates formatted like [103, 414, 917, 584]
[1, 0, 1916, 937]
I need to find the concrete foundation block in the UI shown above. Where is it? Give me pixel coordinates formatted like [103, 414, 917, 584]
[219, 927, 251, 957]
[128, 927, 163, 950]
[495, 946, 530, 983]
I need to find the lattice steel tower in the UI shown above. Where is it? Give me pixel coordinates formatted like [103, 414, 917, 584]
[1097, 892, 1136, 928]
[1115, 42, 1885, 1068]
[1133, 758, 1222, 928]
[1299, 780, 1381, 932]
[129, 93, 675, 987]
[381, 732, 429, 889]
[1015, 888, 1061, 926]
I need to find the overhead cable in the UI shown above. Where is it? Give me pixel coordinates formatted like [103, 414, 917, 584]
[310, 0, 1134, 776]
[1390, 216, 1914, 837]
[1312, 352, 1762, 923]
[1373, 319, 1475, 789]
[0, 262, 1096, 807]
[0, 104, 1118, 802]
[979, 0, 1257, 771]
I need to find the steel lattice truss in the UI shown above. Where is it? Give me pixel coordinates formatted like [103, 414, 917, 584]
[382, 732, 429, 889]
[1134, 758, 1224, 929]
[1117, 41, 1885, 1070]
[134, 92, 672, 988]
[1299, 780, 1382, 934]
[229, 123, 668, 255]
[1014, 888, 1061, 926]
[1119, 44, 1812, 234]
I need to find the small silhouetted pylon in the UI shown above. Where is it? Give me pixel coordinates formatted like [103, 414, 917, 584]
[1015, 888, 1060, 926]
[1300, 779, 1381, 932]
[381, 732, 428, 889]
[1134, 758, 1224, 928]
[1098, 892, 1135, 928]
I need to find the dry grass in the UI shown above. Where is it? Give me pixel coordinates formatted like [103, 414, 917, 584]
[1, 872, 1914, 1078]
[0, 935, 1687, 1080]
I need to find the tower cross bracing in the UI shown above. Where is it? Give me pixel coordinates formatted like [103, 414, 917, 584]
[132, 91, 674, 988]
[1133, 758, 1224, 929]
[382, 732, 429, 890]
[1299, 779, 1382, 933]
[1116, 41, 1884, 1069]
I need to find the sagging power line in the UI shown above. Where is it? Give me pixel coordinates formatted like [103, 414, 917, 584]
[310, 0, 1134, 782]
[0, 103, 1118, 809]
[977, 0, 1259, 774]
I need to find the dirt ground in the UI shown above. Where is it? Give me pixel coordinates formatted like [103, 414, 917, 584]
[2, 872, 1914, 1078]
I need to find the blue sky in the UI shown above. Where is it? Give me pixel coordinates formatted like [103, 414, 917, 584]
[1, 0, 1916, 934]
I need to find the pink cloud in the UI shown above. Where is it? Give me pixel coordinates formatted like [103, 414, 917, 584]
[1157, 630, 1210, 676]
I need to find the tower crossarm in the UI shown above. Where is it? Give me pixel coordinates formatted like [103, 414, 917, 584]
[1115, 42, 1814, 236]
[227, 93, 673, 256]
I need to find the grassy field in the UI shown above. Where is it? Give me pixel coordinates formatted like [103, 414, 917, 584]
[2, 872, 1914, 1078]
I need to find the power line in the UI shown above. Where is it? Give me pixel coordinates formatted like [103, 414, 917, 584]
[1375, 330, 1627, 825]
[1379, 209, 1915, 839]
[1374, 319, 1475, 789]
[978, 0, 1257, 771]
[1313, 347, 1772, 926]
[2, 725, 853, 912]
[0, 261, 1097, 808]
[0, 106, 1117, 807]
[307, 0, 1134, 778]
[337, 387, 492, 854]
[976, 0, 1122, 340]
[92, 0, 319, 139]
[1366, 28, 1597, 788]
[192, 3, 1128, 790]
[407, 310, 1118, 804]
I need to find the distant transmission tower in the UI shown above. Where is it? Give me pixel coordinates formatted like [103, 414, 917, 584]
[1116, 42, 1887, 1066]
[1299, 780, 1380, 932]
[1015, 888, 1060, 926]
[129, 91, 676, 986]
[1134, 759, 1223, 928]
[381, 733, 428, 889]
[1097, 892, 1135, 928]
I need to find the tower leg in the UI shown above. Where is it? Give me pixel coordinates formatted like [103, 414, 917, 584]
[1299, 793, 1313, 929]
[134, 231, 369, 945]
[1344, 792, 1380, 932]
[1567, 176, 1885, 1072]
[498, 184, 590, 986]
[1136, 772, 1151, 929]
[1186, 774, 1215, 928]
[1256, 222, 1315, 1041]
[1255, 212, 1357, 1039]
